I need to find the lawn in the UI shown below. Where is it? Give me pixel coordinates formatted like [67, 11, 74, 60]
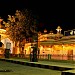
[0, 61, 61, 75]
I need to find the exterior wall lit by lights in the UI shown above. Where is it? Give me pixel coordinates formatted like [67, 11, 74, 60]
[0, 18, 13, 54]
[0, 23, 75, 58]
[22, 28, 75, 58]
[38, 28, 75, 56]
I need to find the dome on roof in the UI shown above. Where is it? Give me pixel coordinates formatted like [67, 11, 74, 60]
[44, 29, 47, 33]
[49, 30, 54, 34]
[56, 26, 62, 30]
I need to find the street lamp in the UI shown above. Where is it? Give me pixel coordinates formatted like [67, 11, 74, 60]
[30, 25, 38, 62]
[31, 33, 38, 62]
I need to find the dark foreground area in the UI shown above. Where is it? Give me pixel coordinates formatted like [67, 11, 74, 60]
[0, 58, 75, 75]
[0, 61, 61, 75]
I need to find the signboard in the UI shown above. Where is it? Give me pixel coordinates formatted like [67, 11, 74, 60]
[64, 29, 75, 36]
[6, 42, 11, 49]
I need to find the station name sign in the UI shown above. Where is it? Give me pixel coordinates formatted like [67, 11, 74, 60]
[64, 29, 75, 36]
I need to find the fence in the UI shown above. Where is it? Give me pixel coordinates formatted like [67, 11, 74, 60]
[0, 54, 75, 61]
[9, 54, 75, 61]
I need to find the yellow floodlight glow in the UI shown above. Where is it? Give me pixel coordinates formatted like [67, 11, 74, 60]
[0, 29, 6, 34]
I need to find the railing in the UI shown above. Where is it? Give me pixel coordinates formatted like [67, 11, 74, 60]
[10, 54, 75, 61]
[0, 54, 75, 61]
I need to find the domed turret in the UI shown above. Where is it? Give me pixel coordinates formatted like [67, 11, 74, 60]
[49, 30, 54, 34]
[44, 29, 47, 34]
[38, 31, 41, 36]
[56, 26, 62, 34]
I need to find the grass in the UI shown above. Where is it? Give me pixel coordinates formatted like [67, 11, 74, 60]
[38, 59, 75, 64]
[7, 58, 75, 68]
[0, 61, 61, 75]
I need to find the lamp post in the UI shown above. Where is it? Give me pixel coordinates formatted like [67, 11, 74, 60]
[30, 24, 38, 62]
[31, 32, 38, 62]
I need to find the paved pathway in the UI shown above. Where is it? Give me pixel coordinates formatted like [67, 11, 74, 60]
[7, 58, 75, 69]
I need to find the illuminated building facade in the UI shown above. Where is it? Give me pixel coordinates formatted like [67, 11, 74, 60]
[24, 26, 75, 60]
[38, 26, 75, 60]
[0, 18, 13, 55]
[0, 17, 75, 60]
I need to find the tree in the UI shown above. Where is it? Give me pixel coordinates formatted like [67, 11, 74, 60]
[5, 9, 39, 54]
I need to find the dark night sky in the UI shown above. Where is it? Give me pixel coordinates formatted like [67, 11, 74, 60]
[0, 0, 74, 34]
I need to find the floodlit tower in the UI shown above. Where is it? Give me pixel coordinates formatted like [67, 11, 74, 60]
[56, 26, 62, 34]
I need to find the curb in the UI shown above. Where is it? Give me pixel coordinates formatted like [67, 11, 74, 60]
[61, 71, 75, 75]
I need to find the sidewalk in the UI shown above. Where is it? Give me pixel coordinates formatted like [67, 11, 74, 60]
[10, 58, 75, 68]
[0, 58, 75, 69]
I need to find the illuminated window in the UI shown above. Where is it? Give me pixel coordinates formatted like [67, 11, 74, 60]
[70, 30, 73, 35]
[74, 31, 75, 35]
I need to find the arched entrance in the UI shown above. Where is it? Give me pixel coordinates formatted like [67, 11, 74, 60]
[1, 38, 13, 54]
